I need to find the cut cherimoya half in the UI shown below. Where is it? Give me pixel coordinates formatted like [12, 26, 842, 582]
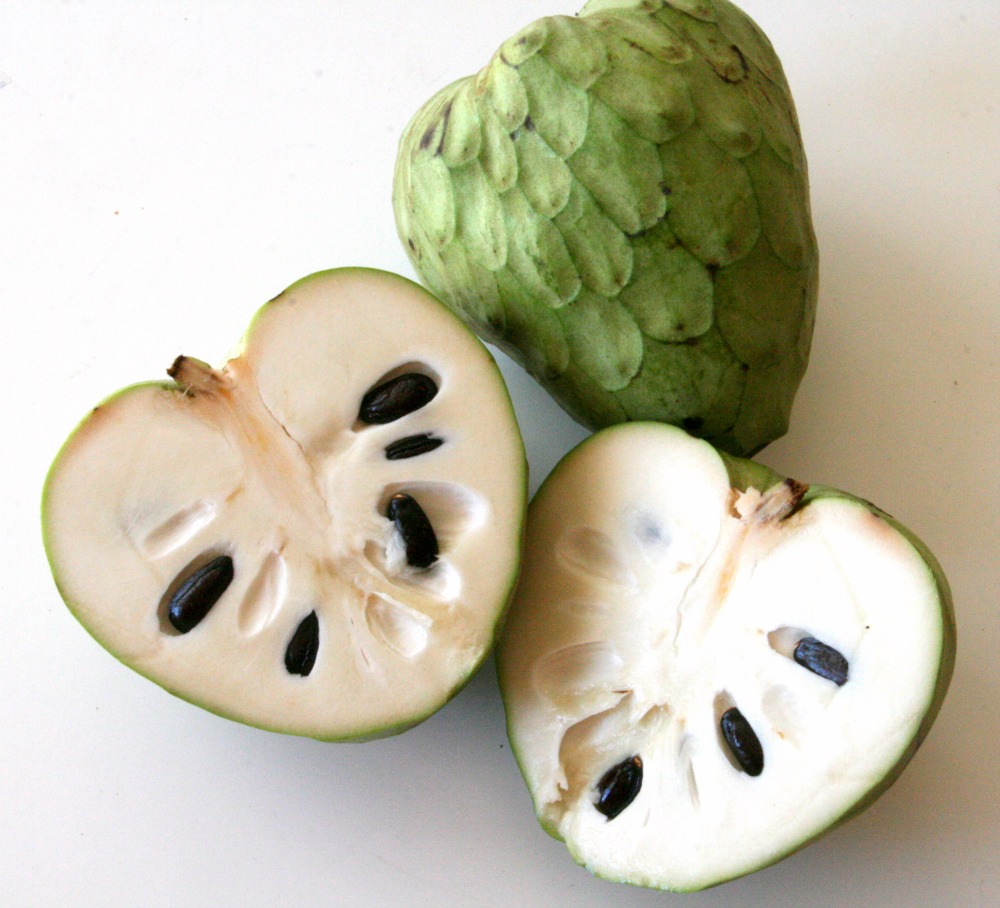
[43, 268, 526, 741]
[498, 423, 954, 891]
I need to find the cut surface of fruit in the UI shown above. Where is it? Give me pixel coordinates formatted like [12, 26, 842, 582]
[43, 268, 527, 740]
[498, 423, 954, 891]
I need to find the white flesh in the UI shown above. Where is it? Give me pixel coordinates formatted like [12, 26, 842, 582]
[499, 423, 946, 890]
[44, 269, 526, 740]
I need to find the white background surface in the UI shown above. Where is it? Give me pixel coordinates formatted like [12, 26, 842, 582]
[2, 2, 998, 905]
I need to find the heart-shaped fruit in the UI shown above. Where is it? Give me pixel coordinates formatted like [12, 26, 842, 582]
[394, 0, 817, 456]
[498, 423, 954, 890]
[43, 268, 527, 740]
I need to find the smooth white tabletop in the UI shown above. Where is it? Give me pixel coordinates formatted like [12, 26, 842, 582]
[2, 2, 998, 906]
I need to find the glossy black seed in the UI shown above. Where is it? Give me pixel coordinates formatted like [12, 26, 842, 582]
[384, 433, 445, 460]
[721, 707, 764, 777]
[359, 373, 438, 424]
[285, 611, 320, 677]
[595, 755, 643, 821]
[387, 493, 439, 569]
[794, 636, 849, 686]
[167, 555, 234, 634]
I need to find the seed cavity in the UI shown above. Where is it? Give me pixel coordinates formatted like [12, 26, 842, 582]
[166, 554, 234, 634]
[285, 611, 320, 676]
[387, 493, 439, 569]
[720, 707, 764, 777]
[556, 527, 637, 591]
[359, 373, 438, 424]
[141, 499, 217, 559]
[365, 594, 431, 659]
[532, 641, 624, 710]
[238, 550, 288, 636]
[794, 636, 849, 686]
[554, 598, 612, 624]
[385, 433, 445, 460]
[678, 736, 701, 811]
[595, 755, 643, 821]
[760, 684, 806, 745]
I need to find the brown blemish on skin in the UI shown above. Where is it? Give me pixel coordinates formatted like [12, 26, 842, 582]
[418, 122, 437, 152]
[419, 101, 452, 156]
[708, 43, 750, 84]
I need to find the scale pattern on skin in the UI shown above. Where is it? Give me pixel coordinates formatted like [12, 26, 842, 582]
[395, 0, 818, 456]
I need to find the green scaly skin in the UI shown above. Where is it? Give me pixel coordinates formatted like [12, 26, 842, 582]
[394, 0, 818, 457]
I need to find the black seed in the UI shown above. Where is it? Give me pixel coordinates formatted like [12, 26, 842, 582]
[167, 555, 234, 634]
[794, 636, 849, 686]
[387, 493, 439, 569]
[285, 611, 320, 677]
[595, 755, 643, 821]
[359, 373, 438, 425]
[721, 707, 764, 776]
[384, 433, 445, 460]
